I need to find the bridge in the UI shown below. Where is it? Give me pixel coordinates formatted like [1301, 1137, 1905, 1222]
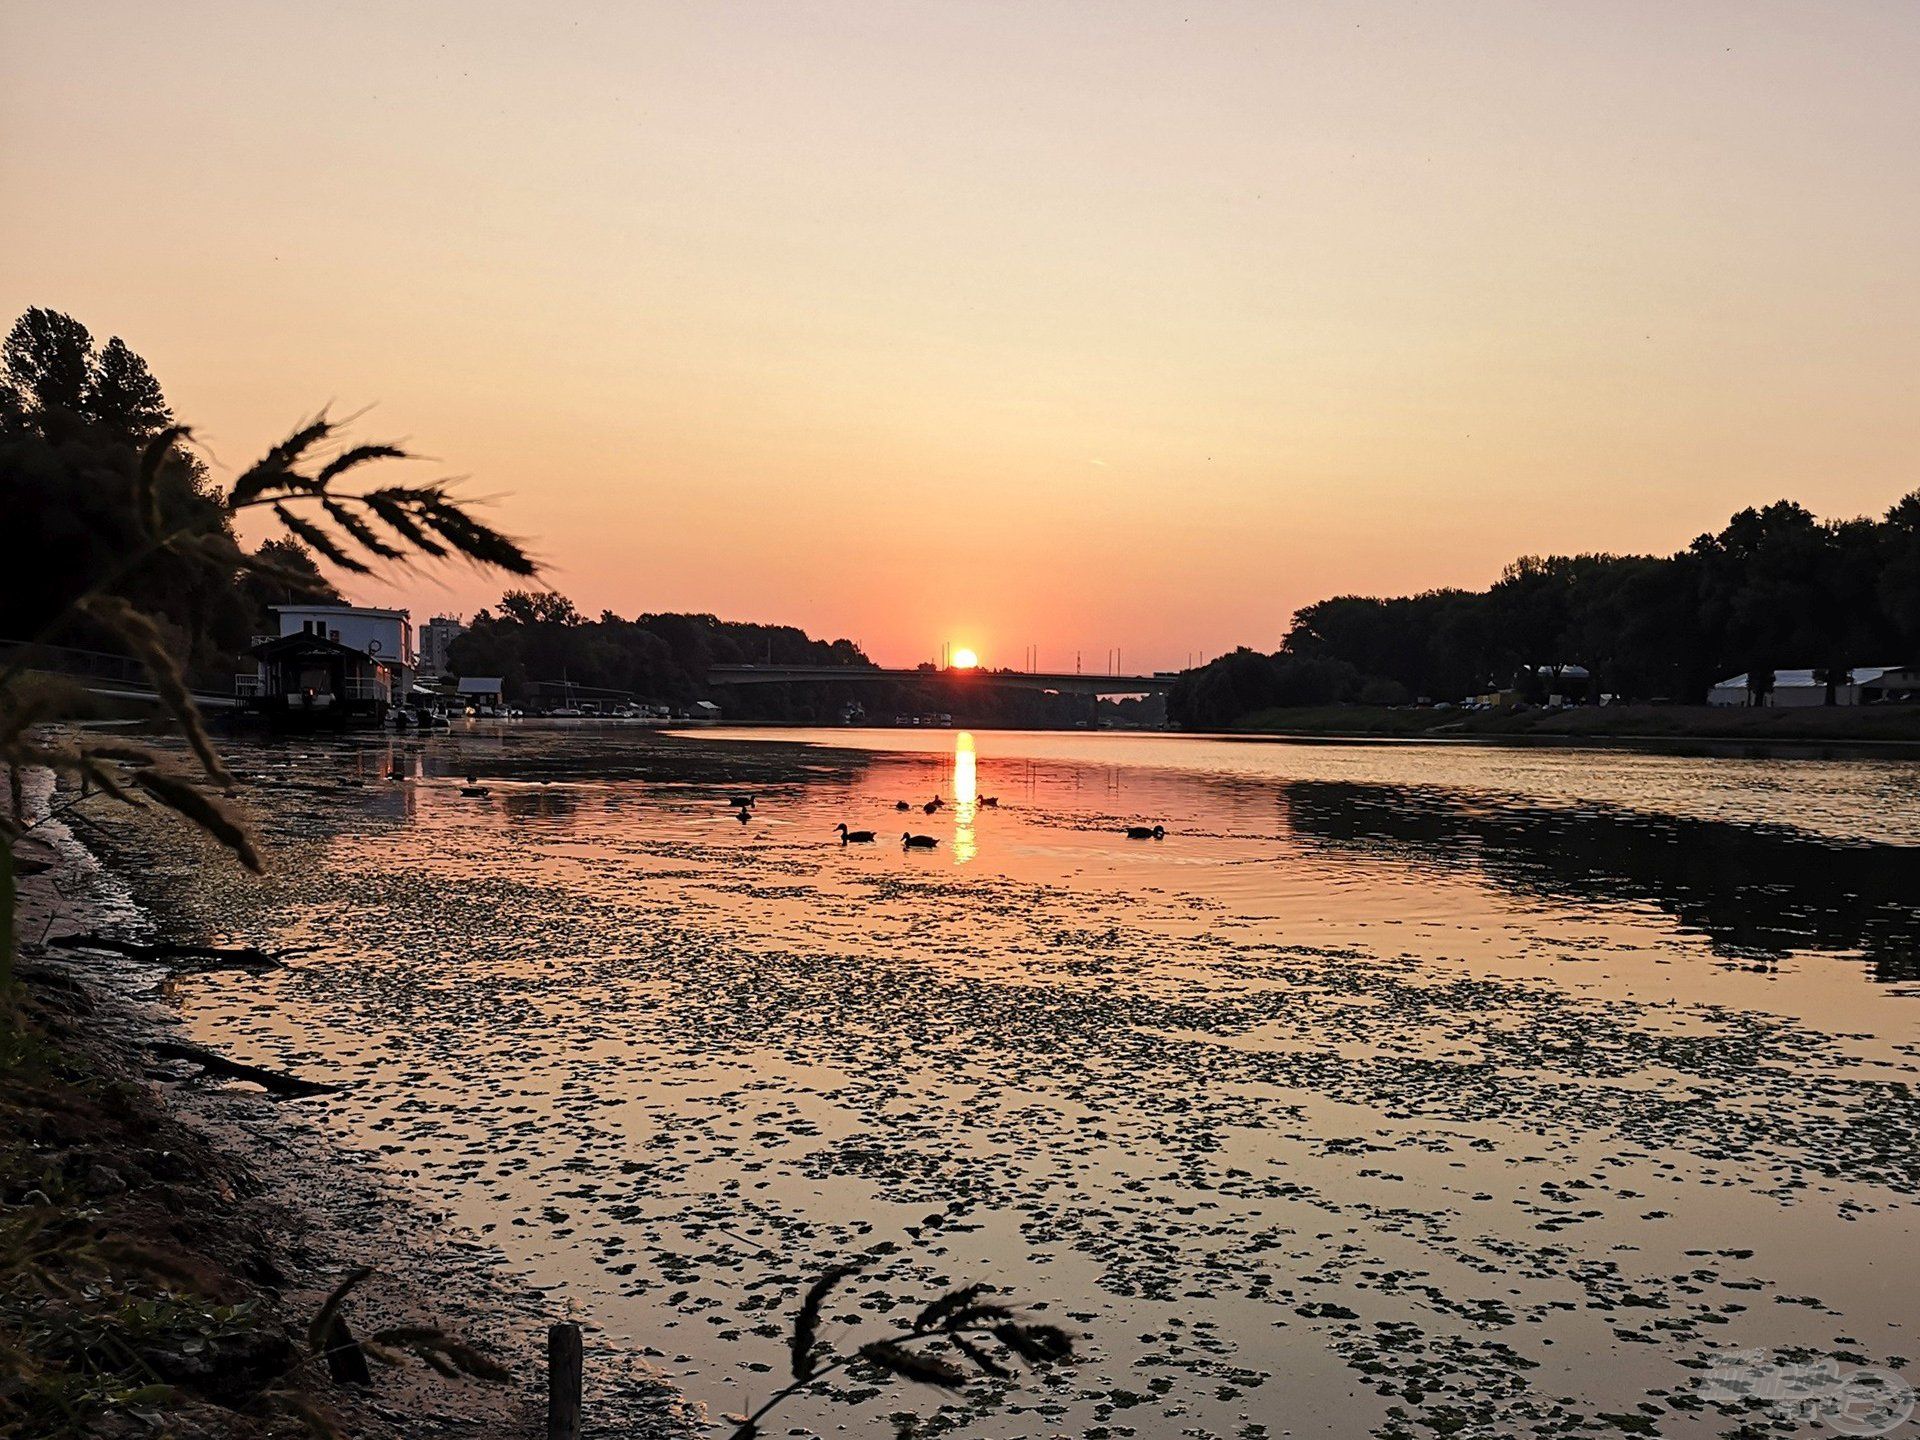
[706, 664, 1177, 697]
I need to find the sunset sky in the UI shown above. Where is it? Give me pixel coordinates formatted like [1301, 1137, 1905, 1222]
[4, 1, 1916, 671]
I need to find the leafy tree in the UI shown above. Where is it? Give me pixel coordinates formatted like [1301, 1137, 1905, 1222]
[497, 589, 582, 626]
[236, 537, 345, 624]
[2, 307, 96, 418]
[1174, 487, 1920, 726]
[87, 336, 173, 437]
[1878, 491, 1920, 655]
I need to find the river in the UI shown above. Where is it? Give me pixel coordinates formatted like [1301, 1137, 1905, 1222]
[134, 726, 1920, 1438]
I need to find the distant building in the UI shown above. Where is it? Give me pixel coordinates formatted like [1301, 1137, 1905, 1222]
[239, 604, 415, 727]
[420, 615, 466, 676]
[1861, 666, 1920, 703]
[456, 676, 505, 712]
[1707, 665, 1907, 708]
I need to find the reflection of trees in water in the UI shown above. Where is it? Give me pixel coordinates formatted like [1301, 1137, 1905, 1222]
[1279, 780, 1920, 983]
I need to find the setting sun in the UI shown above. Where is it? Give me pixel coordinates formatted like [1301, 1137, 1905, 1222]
[951, 648, 979, 669]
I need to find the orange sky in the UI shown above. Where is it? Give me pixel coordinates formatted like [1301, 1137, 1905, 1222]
[4, 2, 1917, 671]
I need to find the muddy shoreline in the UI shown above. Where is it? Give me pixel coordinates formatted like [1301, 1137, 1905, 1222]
[7, 774, 694, 1438]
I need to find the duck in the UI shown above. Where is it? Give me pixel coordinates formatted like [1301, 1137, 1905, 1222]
[895, 800, 912, 811]
[729, 793, 756, 808]
[461, 784, 491, 799]
[836, 824, 877, 844]
[1125, 825, 1166, 840]
[922, 798, 942, 814]
[979, 796, 999, 808]
[902, 832, 940, 849]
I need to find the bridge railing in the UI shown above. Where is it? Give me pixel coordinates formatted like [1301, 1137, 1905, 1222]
[0, 638, 237, 696]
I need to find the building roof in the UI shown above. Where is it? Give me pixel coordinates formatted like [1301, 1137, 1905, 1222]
[250, 633, 371, 660]
[1863, 666, 1920, 686]
[456, 676, 505, 693]
[1712, 665, 1905, 691]
[270, 603, 410, 620]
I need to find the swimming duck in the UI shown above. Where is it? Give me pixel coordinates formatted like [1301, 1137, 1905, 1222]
[1125, 825, 1166, 840]
[902, 832, 940, 849]
[836, 824, 876, 844]
[461, 785, 491, 798]
[895, 800, 912, 811]
[979, 796, 999, 808]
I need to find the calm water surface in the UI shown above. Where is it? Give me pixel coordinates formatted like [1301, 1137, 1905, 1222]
[141, 726, 1919, 1438]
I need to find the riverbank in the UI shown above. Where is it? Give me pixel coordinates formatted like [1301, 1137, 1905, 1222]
[1, 777, 689, 1438]
[1227, 700, 1920, 746]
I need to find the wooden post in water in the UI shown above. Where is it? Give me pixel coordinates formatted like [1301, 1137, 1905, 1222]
[547, 1321, 582, 1440]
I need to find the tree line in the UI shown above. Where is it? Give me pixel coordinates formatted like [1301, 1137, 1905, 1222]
[1, 307, 343, 682]
[1172, 491, 1920, 727]
[448, 595, 1101, 725]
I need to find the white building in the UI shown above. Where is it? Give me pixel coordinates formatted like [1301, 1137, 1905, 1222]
[268, 605, 414, 700]
[420, 615, 466, 676]
[1707, 665, 1906, 708]
[238, 604, 416, 724]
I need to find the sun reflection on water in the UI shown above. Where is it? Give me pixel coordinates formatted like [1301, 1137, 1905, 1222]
[952, 730, 977, 863]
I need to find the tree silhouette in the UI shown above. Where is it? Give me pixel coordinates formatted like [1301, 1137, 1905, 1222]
[87, 336, 173, 438]
[1, 307, 96, 418]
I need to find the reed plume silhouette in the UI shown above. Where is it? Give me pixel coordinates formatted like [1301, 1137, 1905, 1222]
[0, 414, 534, 987]
[731, 1264, 1076, 1438]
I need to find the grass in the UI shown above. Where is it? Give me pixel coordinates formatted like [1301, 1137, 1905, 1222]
[0, 983, 294, 1437]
